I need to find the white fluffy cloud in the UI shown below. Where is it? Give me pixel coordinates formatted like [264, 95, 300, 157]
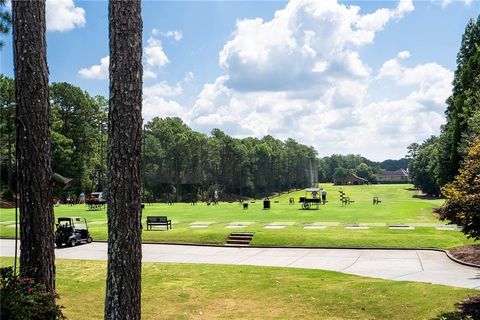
[397, 50, 411, 59]
[144, 81, 183, 98]
[78, 56, 109, 80]
[218, 0, 413, 91]
[162, 30, 183, 41]
[143, 69, 158, 80]
[188, 51, 452, 159]
[79, 29, 173, 80]
[377, 54, 453, 108]
[143, 96, 188, 120]
[184, 71, 195, 83]
[77, 0, 453, 160]
[143, 33, 170, 79]
[434, 0, 472, 7]
[145, 37, 169, 68]
[180, 0, 454, 160]
[152, 29, 183, 41]
[46, 0, 85, 32]
[143, 82, 188, 120]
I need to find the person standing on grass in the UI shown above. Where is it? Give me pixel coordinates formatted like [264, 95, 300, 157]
[321, 189, 327, 205]
[79, 192, 85, 204]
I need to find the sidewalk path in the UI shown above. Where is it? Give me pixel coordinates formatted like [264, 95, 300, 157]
[1, 239, 479, 289]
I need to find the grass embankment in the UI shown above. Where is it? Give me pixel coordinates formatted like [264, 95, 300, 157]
[0, 257, 474, 319]
[0, 184, 475, 248]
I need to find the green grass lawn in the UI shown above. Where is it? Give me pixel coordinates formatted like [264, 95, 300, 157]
[0, 257, 474, 319]
[0, 184, 475, 248]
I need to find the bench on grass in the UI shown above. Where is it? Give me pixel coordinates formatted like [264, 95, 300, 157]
[86, 200, 106, 211]
[146, 216, 172, 230]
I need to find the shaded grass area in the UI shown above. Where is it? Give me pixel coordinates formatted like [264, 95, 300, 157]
[0, 184, 475, 248]
[0, 257, 475, 320]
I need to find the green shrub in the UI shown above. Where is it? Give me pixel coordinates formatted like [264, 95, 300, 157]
[0, 267, 66, 320]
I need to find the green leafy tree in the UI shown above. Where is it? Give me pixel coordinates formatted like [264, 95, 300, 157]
[406, 143, 420, 159]
[333, 167, 350, 181]
[439, 15, 480, 185]
[0, 75, 15, 194]
[438, 138, 480, 239]
[318, 154, 376, 182]
[355, 163, 377, 183]
[409, 137, 441, 196]
[379, 158, 410, 171]
[0, 0, 12, 49]
[140, 118, 323, 199]
[50, 83, 108, 194]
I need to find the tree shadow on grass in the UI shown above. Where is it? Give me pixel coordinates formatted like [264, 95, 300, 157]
[433, 295, 480, 320]
[405, 187, 441, 200]
[431, 311, 463, 320]
[412, 194, 441, 200]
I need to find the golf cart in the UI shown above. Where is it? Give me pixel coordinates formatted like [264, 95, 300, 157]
[86, 192, 106, 210]
[55, 217, 93, 247]
[299, 187, 321, 210]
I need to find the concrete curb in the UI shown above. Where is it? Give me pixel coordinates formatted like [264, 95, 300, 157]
[445, 250, 480, 268]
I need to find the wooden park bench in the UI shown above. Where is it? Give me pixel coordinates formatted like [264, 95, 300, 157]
[86, 200, 106, 211]
[146, 216, 172, 230]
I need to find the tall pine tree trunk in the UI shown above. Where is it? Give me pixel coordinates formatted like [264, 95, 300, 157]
[105, 1, 143, 319]
[12, 0, 55, 293]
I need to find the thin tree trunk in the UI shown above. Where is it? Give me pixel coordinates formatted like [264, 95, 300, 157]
[105, 1, 143, 319]
[12, 0, 55, 293]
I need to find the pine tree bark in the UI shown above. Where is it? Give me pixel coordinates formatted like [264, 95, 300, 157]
[105, 1, 143, 319]
[12, 0, 55, 293]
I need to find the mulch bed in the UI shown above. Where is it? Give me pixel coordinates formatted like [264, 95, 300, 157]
[448, 245, 480, 319]
[448, 245, 480, 266]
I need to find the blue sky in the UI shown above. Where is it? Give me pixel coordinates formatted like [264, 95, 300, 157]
[1, 0, 479, 160]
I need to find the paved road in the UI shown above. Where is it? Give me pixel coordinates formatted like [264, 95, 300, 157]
[1, 239, 479, 289]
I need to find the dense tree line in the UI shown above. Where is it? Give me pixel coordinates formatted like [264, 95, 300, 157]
[318, 154, 377, 183]
[143, 117, 318, 201]
[438, 137, 480, 239]
[317, 155, 409, 184]
[1, 73, 411, 202]
[0, 76, 319, 201]
[413, 15, 480, 241]
[143, 119, 410, 201]
[1, 75, 108, 200]
[409, 16, 480, 195]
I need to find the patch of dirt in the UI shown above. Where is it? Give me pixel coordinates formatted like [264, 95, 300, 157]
[448, 245, 480, 266]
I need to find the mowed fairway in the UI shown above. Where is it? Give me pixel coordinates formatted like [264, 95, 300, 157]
[0, 184, 475, 248]
[0, 257, 475, 320]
